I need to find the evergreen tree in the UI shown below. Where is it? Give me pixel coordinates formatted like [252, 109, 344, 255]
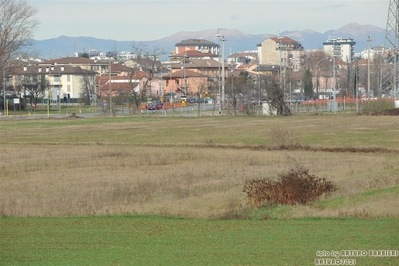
[303, 68, 313, 99]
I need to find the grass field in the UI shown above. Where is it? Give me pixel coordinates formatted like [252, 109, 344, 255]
[1, 114, 398, 265]
[1, 216, 398, 265]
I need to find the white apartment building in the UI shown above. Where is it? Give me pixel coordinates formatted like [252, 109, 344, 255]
[323, 38, 356, 63]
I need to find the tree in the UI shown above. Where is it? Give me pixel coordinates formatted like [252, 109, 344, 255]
[15, 73, 47, 110]
[0, 0, 38, 111]
[303, 68, 313, 99]
[0, 0, 38, 65]
[263, 68, 291, 116]
[79, 72, 96, 105]
[225, 71, 252, 115]
[119, 44, 165, 116]
[81, 52, 89, 59]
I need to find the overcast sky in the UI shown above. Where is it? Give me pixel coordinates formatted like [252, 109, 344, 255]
[27, 0, 388, 41]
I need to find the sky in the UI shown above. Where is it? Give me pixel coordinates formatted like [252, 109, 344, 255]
[27, 0, 388, 41]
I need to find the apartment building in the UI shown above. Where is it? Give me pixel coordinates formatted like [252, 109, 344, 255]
[323, 38, 356, 63]
[257, 36, 304, 72]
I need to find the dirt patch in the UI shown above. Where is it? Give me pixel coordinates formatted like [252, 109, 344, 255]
[68, 113, 83, 118]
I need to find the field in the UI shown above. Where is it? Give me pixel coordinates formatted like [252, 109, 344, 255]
[1, 114, 399, 265]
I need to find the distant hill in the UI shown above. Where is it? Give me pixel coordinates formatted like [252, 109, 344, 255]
[31, 23, 387, 60]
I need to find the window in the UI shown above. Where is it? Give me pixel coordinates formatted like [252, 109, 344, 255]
[67, 75, 71, 82]
[54, 74, 60, 83]
[166, 80, 169, 87]
[67, 85, 71, 93]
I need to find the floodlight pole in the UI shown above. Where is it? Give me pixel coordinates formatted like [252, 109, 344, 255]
[221, 36, 225, 113]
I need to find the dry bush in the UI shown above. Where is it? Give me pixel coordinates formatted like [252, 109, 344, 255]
[360, 98, 395, 115]
[243, 167, 337, 207]
[269, 125, 300, 148]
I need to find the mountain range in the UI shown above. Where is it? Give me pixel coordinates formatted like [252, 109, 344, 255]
[31, 23, 387, 60]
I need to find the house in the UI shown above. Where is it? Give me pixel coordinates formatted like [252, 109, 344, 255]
[97, 63, 162, 98]
[163, 57, 225, 98]
[162, 68, 208, 98]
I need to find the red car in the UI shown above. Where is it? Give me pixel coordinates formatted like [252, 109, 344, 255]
[155, 102, 163, 109]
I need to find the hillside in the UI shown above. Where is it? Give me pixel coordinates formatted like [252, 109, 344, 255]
[31, 23, 386, 59]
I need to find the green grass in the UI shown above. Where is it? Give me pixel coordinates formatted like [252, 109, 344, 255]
[1, 216, 398, 266]
[314, 185, 399, 210]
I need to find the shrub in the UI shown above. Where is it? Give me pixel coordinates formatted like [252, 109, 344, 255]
[268, 125, 300, 148]
[360, 98, 395, 115]
[243, 167, 337, 207]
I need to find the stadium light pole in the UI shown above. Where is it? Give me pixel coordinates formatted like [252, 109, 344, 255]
[367, 36, 372, 99]
[3, 66, 5, 116]
[217, 38, 221, 114]
[217, 34, 225, 113]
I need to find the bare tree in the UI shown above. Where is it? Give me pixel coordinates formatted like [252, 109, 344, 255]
[188, 76, 209, 117]
[14, 73, 46, 110]
[0, 0, 38, 64]
[264, 69, 291, 116]
[225, 71, 252, 115]
[80, 73, 96, 105]
[119, 44, 165, 116]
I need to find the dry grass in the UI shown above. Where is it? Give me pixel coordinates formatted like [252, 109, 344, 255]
[0, 115, 398, 219]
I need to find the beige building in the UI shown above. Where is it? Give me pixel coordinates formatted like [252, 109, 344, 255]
[12, 63, 98, 102]
[257, 36, 304, 72]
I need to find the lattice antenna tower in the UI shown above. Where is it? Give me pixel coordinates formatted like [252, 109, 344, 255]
[382, 0, 399, 98]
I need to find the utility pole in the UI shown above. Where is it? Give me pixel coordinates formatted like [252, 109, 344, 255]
[367, 36, 372, 99]
[109, 55, 112, 115]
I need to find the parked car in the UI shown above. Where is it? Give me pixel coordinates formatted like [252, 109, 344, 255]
[148, 104, 157, 110]
[156, 102, 163, 109]
[188, 98, 196, 104]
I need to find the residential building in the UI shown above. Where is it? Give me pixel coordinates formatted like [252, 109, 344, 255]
[227, 51, 258, 68]
[164, 57, 224, 98]
[173, 39, 219, 57]
[12, 63, 98, 102]
[41, 57, 110, 75]
[97, 63, 162, 98]
[163, 38, 228, 98]
[323, 38, 356, 63]
[162, 68, 208, 98]
[360, 45, 385, 60]
[257, 36, 304, 72]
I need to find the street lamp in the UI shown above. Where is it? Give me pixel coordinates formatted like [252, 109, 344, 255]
[183, 55, 187, 97]
[367, 36, 372, 99]
[278, 34, 283, 95]
[217, 34, 225, 113]
[217, 38, 221, 114]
